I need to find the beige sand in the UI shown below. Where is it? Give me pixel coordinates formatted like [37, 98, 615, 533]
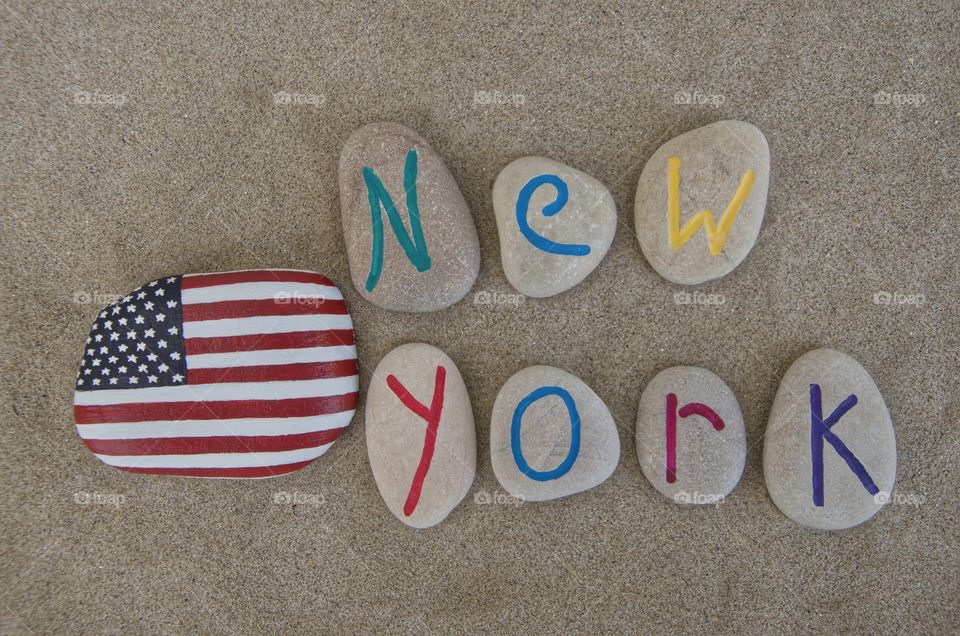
[1, 2, 957, 633]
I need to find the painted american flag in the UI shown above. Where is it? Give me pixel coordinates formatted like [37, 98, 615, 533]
[73, 269, 359, 478]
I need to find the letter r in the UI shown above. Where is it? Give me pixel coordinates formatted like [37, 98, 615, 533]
[665, 393, 726, 484]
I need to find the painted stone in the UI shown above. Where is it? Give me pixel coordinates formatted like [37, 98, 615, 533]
[636, 366, 746, 504]
[366, 343, 476, 528]
[492, 156, 617, 298]
[763, 348, 897, 530]
[490, 366, 620, 502]
[339, 122, 481, 312]
[634, 120, 770, 285]
[74, 269, 359, 478]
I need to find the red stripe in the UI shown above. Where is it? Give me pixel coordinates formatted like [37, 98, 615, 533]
[182, 298, 348, 321]
[83, 427, 348, 456]
[185, 329, 355, 354]
[75, 392, 359, 424]
[182, 271, 334, 289]
[114, 459, 316, 478]
[189, 359, 358, 384]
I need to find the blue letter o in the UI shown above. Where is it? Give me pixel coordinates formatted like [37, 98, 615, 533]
[511, 386, 581, 481]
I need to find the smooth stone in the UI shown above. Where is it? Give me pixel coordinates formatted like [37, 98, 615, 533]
[366, 343, 476, 528]
[763, 348, 897, 530]
[635, 366, 746, 504]
[339, 122, 480, 312]
[634, 120, 770, 285]
[490, 366, 620, 502]
[492, 156, 617, 297]
[73, 269, 359, 478]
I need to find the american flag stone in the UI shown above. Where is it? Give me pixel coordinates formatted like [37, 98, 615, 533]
[73, 269, 359, 478]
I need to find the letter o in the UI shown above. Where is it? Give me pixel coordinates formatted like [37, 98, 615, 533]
[510, 386, 581, 481]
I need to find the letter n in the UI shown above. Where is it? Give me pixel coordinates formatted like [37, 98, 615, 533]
[362, 148, 432, 292]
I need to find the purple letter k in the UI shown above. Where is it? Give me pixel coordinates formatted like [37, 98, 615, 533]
[810, 383, 880, 507]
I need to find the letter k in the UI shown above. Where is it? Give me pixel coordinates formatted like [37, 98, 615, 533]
[810, 383, 879, 507]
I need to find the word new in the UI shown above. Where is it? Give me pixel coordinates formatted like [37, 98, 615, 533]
[360, 148, 757, 284]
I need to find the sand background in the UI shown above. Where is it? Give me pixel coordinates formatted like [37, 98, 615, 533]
[1, 1, 957, 633]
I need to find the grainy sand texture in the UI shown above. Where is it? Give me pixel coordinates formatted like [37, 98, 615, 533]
[1, 2, 957, 633]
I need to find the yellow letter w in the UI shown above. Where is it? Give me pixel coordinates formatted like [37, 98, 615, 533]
[667, 156, 756, 256]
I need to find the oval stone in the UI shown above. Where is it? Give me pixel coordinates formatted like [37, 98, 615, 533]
[763, 348, 897, 530]
[366, 343, 476, 528]
[490, 366, 620, 502]
[634, 120, 770, 285]
[339, 122, 481, 312]
[635, 366, 746, 504]
[492, 156, 617, 297]
[73, 269, 360, 478]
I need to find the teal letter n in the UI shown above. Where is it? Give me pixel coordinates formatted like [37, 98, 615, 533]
[362, 148, 432, 292]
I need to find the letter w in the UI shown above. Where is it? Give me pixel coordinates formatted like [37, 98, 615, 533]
[667, 156, 756, 256]
[362, 148, 432, 292]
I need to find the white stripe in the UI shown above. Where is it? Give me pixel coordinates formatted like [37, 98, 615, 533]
[74, 376, 359, 406]
[183, 268, 320, 278]
[182, 314, 354, 338]
[187, 345, 357, 369]
[94, 443, 333, 469]
[76, 411, 355, 440]
[181, 281, 342, 305]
